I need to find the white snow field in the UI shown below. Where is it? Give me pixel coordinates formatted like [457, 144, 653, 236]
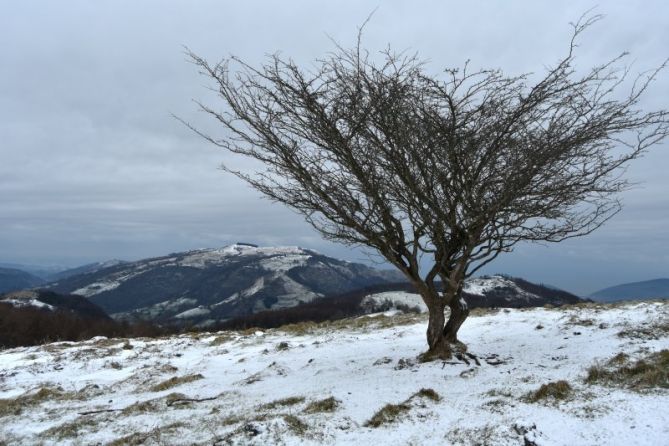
[0, 301, 667, 445]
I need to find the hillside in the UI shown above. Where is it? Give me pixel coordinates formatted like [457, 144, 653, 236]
[45, 244, 403, 326]
[0, 301, 667, 445]
[1, 289, 112, 320]
[0, 267, 44, 293]
[222, 275, 585, 330]
[590, 278, 669, 302]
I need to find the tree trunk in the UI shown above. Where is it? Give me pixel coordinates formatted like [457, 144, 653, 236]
[443, 293, 469, 344]
[421, 298, 452, 360]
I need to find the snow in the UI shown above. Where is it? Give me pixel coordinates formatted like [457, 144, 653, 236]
[241, 277, 265, 298]
[2, 298, 55, 311]
[0, 302, 667, 445]
[362, 291, 428, 312]
[178, 245, 310, 269]
[259, 254, 311, 273]
[174, 306, 211, 319]
[72, 280, 124, 297]
[463, 275, 515, 296]
[72, 270, 146, 297]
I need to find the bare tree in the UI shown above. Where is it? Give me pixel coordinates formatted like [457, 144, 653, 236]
[185, 15, 668, 359]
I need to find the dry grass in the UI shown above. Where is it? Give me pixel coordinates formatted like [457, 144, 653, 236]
[40, 417, 102, 441]
[303, 396, 340, 414]
[278, 312, 425, 336]
[469, 307, 500, 317]
[525, 380, 573, 403]
[283, 414, 309, 435]
[617, 320, 669, 340]
[413, 388, 441, 401]
[586, 349, 669, 389]
[568, 317, 595, 327]
[365, 402, 411, 427]
[365, 388, 441, 427]
[209, 334, 234, 346]
[149, 374, 204, 392]
[106, 422, 185, 446]
[0, 386, 75, 417]
[261, 396, 305, 410]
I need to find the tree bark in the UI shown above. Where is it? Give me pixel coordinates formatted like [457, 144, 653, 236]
[421, 298, 452, 360]
[443, 294, 469, 344]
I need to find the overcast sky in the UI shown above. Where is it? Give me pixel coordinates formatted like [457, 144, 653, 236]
[1, 1, 667, 295]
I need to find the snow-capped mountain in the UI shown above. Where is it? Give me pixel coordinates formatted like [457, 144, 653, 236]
[45, 244, 403, 326]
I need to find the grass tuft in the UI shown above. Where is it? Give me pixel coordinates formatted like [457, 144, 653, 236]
[525, 380, 572, 403]
[617, 321, 669, 340]
[283, 414, 309, 435]
[365, 403, 411, 428]
[0, 386, 74, 417]
[303, 396, 340, 413]
[261, 396, 305, 410]
[586, 349, 669, 389]
[149, 373, 204, 392]
[413, 388, 441, 401]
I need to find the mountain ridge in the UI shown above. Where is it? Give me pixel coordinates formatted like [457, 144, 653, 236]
[590, 278, 669, 302]
[45, 244, 404, 326]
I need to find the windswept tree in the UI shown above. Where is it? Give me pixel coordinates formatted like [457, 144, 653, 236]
[186, 15, 668, 359]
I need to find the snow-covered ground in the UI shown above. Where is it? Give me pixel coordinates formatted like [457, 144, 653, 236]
[1, 301, 667, 445]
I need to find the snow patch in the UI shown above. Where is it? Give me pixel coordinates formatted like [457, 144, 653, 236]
[174, 306, 211, 319]
[2, 298, 55, 311]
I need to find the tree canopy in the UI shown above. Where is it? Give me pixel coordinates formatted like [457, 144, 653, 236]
[186, 15, 668, 358]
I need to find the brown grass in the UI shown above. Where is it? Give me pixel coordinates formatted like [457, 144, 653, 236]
[0, 387, 75, 417]
[617, 320, 669, 340]
[261, 396, 305, 410]
[283, 414, 309, 435]
[413, 388, 441, 401]
[149, 374, 204, 392]
[586, 349, 669, 389]
[365, 403, 411, 427]
[303, 396, 340, 414]
[365, 387, 441, 427]
[525, 380, 572, 403]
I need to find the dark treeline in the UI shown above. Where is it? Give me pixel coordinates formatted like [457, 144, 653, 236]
[0, 303, 165, 349]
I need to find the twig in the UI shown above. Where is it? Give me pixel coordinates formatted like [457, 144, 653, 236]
[78, 408, 122, 416]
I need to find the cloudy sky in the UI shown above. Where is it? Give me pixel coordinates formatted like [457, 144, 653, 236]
[1, 1, 667, 295]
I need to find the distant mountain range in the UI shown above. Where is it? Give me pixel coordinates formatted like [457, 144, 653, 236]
[589, 278, 669, 302]
[45, 244, 404, 327]
[220, 274, 586, 330]
[1, 244, 591, 329]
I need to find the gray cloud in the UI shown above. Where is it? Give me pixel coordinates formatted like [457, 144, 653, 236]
[1, 1, 667, 295]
